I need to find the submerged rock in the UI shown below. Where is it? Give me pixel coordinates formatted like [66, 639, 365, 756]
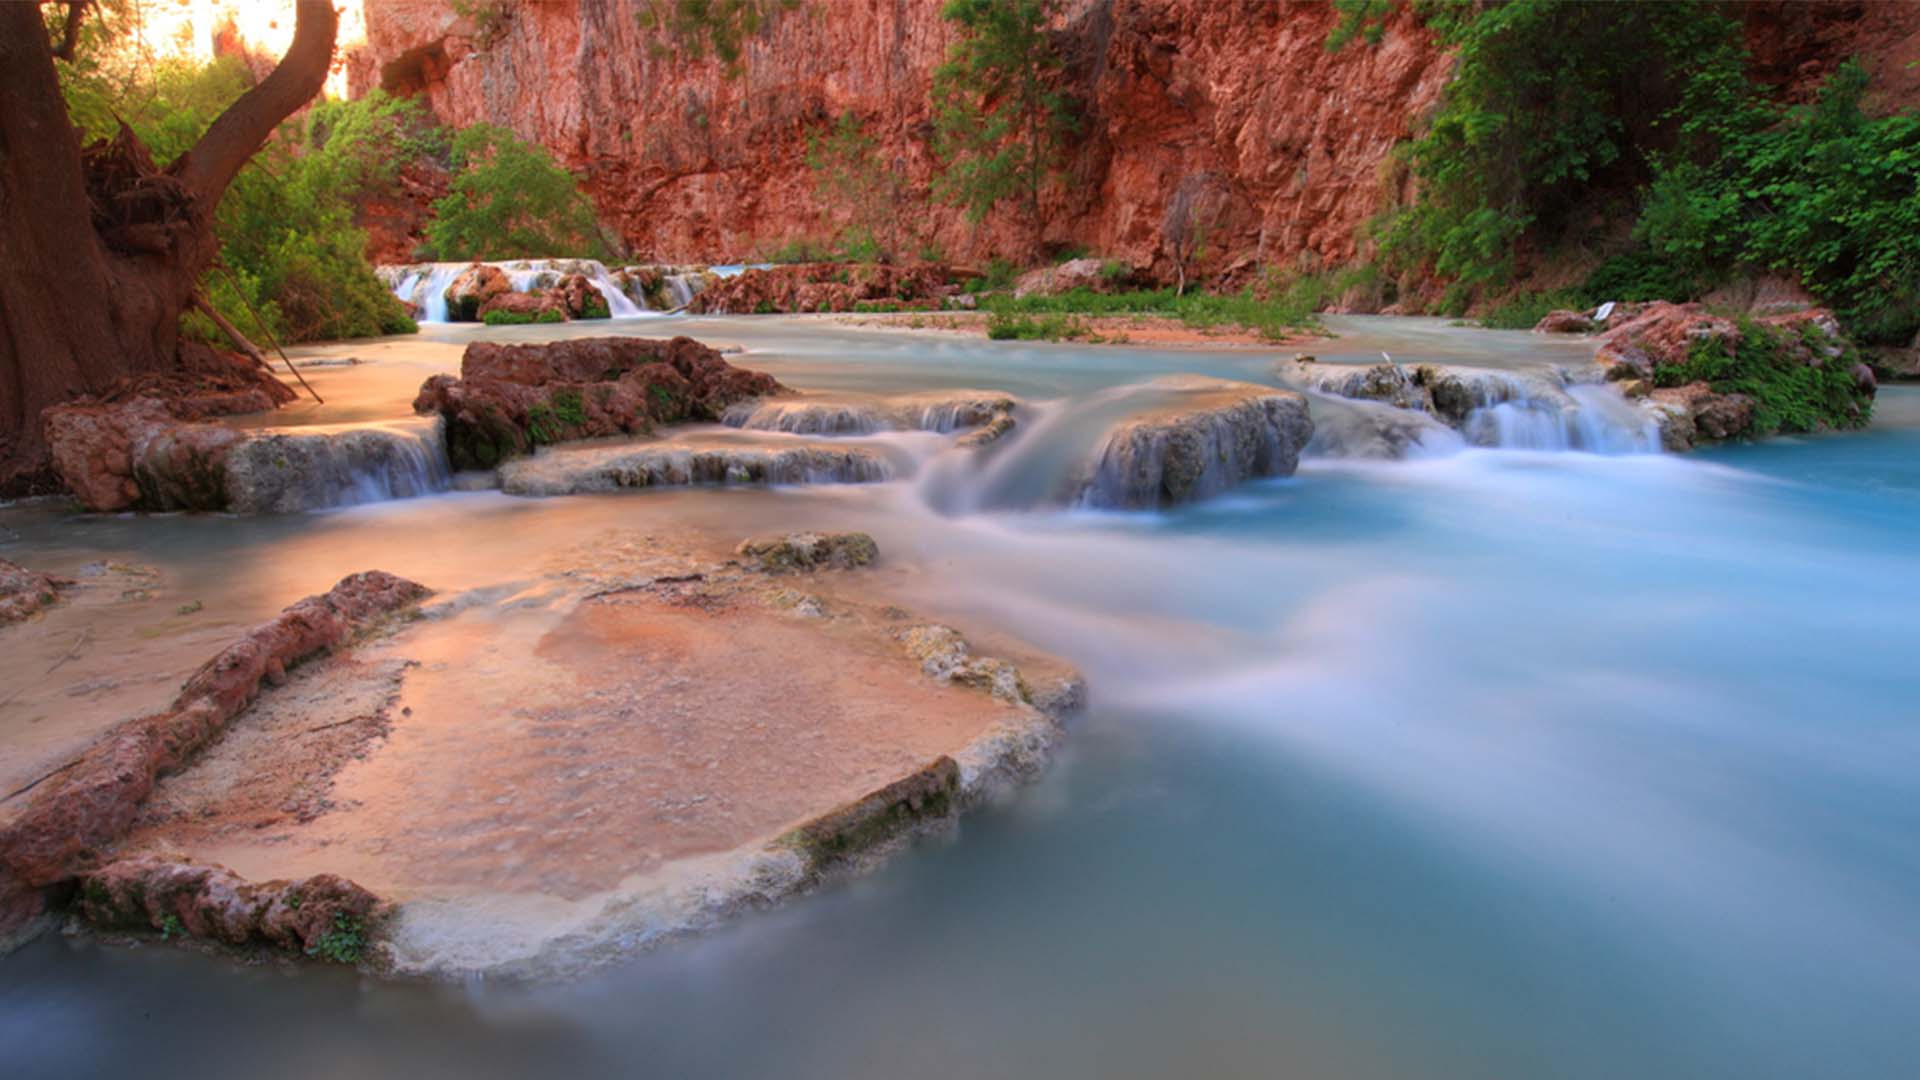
[497, 441, 890, 496]
[1080, 376, 1313, 509]
[737, 531, 879, 572]
[414, 335, 785, 470]
[0, 559, 70, 626]
[778, 757, 961, 870]
[1533, 309, 1596, 334]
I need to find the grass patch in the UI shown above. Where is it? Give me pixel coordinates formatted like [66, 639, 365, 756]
[1478, 288, 1588, 330]
[481, 308, 566, 326]
[986, 312, 1090, 341]
[978, 286, 1319, 342]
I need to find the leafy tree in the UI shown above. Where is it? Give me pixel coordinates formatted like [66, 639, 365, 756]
[806, 112, 915, 261]
[930, 0, 1077, 252]
[1375, 0, 1742, 293]
[2, 0, 339, 492]
[1635, 60, 1920, 344]
[424, 124, 610, 260]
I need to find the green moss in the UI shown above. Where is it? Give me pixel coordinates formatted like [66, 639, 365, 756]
[306, 912, 366, 965]
[551, 387, 587, 427]
[159, 913, 184, 940]
[578, 296, 611, 319]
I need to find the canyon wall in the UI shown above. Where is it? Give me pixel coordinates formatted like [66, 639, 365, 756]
[346, 0, 1452, 276]
[139, 0, 1920, 278]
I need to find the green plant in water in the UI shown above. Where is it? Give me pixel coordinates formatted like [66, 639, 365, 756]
[307, 913, 367, 965]
[481, 308, 568, 326]
[1654, 318, 1872, 436]
[159, 914, 185, 940]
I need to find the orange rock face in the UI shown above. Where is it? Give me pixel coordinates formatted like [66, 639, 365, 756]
[346, 1, 1451, 278]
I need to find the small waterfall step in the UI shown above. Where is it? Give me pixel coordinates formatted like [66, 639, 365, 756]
[722, 389, 1018, 437]
[1281, 358, 1662, 454]
[495, 432, 895, 497]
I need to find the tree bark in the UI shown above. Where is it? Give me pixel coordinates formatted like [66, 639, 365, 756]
[0, 0, 338, 494]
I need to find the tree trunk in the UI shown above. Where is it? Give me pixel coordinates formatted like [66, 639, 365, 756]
[0, 0, 338, 495]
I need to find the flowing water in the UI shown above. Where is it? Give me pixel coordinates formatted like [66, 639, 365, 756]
[4, 317, 1918, 1078]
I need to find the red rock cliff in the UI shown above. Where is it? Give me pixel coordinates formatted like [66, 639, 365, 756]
[347, 0, 1450, 277]
[345, 0, 1920, 278]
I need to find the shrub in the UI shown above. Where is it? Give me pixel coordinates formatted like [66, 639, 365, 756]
[1478, 289, 1586, 330]
[424, 124, 611, 261]
[1654, 318, 1872, 435]
[1639, 61, 1920, 345]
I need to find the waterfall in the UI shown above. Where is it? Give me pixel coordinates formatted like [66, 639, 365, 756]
[382, 260, 649, 323]
[1287, 361, 1663, 456]
[223, 418, 452, 513]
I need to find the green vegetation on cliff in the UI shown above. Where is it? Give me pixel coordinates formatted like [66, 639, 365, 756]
[1357, 0, 1920, 345]
[931, 0, 1078, 250]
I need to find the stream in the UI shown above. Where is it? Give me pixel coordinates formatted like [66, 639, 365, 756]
[3, 316, 1917, 1079]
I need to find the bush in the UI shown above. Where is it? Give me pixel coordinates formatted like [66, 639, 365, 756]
[986, 312, 1088, 341]
[1478, 289, 1586, 330]
[1639, 61, 1920, 345]
[424, 124, 611, 261]
[1371, 1, 1745, 296]
[977, 285, 1318, 341]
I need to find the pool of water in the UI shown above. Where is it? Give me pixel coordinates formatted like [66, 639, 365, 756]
[3, 320, 1917, 1079]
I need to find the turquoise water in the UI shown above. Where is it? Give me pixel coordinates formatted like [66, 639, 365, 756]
[3, 323, 1917, 1079]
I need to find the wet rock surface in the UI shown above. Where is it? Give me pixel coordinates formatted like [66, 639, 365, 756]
[0, 559, 71, 626]
[443, 262, 511, 321]
[737, 531, 879, 573]
[0, 571, 430, 943]
[685, 263, 955, 314]
[412, 335, 785, 469]
[79, 857, 385, 963]
[43, 528, 1082, 979]
[1080, 376, 1313, 509]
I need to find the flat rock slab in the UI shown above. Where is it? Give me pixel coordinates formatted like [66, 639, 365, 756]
[107, 564, 1071, 976]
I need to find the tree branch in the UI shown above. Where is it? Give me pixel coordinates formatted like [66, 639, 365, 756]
[49, 1, 91, 62]
[173, 0, 338, 205]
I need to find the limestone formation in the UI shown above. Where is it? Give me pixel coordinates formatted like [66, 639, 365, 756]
[497, 442, 891, 496]
[1079, 376, 1313, 509]
[0, 559, 70, 626]
[737, 532, 879, 573]
[413, 335, 785, 469]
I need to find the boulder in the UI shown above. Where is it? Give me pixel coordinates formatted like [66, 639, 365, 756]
[1532, 309, 1595, 334]
[413, 336, 785, 469]
[1080, 376, 1313, 509]
[1649, 382, 1757, 444]
[555, 273, 607, 318]
[0, 559, 70, 626]
[1012, 257, 1112, 298]
[443, 262, 511, 321]
[477, 289, 567, 321]
[737, 531, 879, 572]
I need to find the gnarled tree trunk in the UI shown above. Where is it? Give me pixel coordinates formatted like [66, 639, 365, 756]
[0, 0, 338, 495]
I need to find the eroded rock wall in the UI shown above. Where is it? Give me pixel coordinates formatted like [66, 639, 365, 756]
[346, 0, 1452, 276]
